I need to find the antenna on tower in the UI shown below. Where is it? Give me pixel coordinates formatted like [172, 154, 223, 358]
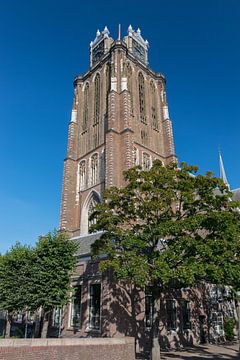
[118, 24, 121, 40]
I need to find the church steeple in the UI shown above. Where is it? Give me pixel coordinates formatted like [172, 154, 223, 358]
[219, 149, 230, 189]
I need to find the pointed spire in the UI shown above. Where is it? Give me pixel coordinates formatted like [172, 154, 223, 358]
[118, 24, 121, 40]
[219, 148, 230, 189]
[128, 24, 133, 33]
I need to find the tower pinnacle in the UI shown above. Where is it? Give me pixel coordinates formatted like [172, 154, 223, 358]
[219, 148, 230, 189]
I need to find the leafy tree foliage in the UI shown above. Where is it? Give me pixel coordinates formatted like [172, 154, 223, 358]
[90, 160, 240, 359]
[32, 231, 78, 312]
[0, 244, 36, 313]
[0, 231, 78, 336]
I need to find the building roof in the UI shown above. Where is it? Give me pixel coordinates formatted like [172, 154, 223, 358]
[71, 231, 103, 257]
[232, 188, 240, 202]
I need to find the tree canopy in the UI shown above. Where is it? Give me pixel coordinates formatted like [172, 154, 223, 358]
[91, 160, 240, 290]
[0, 231, 78, 316]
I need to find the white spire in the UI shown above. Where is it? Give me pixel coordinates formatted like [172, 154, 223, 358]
[219, 150, 230, 189]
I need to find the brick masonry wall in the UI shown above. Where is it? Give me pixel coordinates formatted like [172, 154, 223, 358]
[0, 338, 135, 360]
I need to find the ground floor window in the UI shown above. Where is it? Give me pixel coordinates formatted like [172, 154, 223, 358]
[166, 299, 177, 330]
[181, 300, 191, 329]
[52, 308, 62, 327]
[89, 283, 101, 330]
[70, 285, 81, 328]
[145, 286, 153, 328]
[211, 311, 224, 337]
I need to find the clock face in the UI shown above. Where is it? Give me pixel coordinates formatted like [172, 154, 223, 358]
[132, 39, 146, 63]
[92, 41, 104, 65]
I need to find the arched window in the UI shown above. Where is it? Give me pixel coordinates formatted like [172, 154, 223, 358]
[142, 152, 151, 170]
[88, 195, 99, 229]
[150, 81, 158, 130]
[133, 147, 139, 166]
[82, 83, 89, 132]
[79, 161, 86, 190]
[80, 190, 101, 235]
[127, 63, 133, 114]
[94, 74, 100, 125]
[105, 64, 110, 109]
[138, 72, 146, 123]
[91, 153, 99, 185]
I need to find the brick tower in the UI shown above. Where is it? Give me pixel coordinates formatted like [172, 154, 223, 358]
[60, 26, 176, 237]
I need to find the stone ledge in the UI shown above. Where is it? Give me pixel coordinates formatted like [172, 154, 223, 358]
[0, 337, 134, 348]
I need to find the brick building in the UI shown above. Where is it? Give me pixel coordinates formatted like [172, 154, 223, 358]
[0, 26, 237, 352]
[55, 26, 239, 353]
[60, 25, 176, 238]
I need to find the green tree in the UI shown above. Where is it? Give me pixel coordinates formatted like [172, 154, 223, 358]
[31, 231, 78, 336]
[90, 160, 240, 360]
[0, 231, 78, 338]
[0, 243, 36, 336]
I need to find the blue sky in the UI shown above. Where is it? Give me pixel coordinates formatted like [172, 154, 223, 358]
[0, 0, 240, 253]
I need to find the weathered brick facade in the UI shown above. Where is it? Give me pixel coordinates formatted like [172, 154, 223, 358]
[60, 26, 177, 237]
[55, 26, 237, 356]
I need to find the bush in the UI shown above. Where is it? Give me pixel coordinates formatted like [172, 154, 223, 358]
[224, 317, 235, 341]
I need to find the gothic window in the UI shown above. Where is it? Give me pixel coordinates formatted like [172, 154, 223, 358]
[83, 83, 89, 132]
[89, 283, 101, 330]
[94, 74, 101, 125]
[138, 72, 146, 123]
[150, 81, 158, 130]
[79, 161, 86, 190]
[133, 147, 139, 166]
[142, 152, 151, 170]
[70, 286, 81, 328]
[166, 300, 177, 330]
[141, 129, 148, 145]
[127, 63, 133, 114]
[90, 153, 99, 186]
[88, 192, 100, 231]
[105, 64, 110, 109]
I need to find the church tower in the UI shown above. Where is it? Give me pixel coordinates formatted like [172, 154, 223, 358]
[60, 26, 177, 237]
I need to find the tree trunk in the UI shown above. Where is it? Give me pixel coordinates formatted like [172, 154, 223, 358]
[130, 284, 138, 358]
[5, 315, 11, 338]
[40, 311, 49, 338]
[151, 287, 161, 360]
[24, 311, 28, 338]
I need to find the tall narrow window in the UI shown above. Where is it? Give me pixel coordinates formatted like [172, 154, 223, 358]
[88, 196, 99, 229]
[145, 287, 153, 328]
[127, 63, 133, 114]
[181, 300, 191, 330]
[91, 153, 98, 186]
[70, 286, 81, 328]
[83, 83, 89, 132]
[150, 81, 158, 130]
[94, 74, 100, 125]
[105, 64, 110, 109]
[52, 308, 62, 328]
[142, 152, 151, 170]
[89, 283, 101, 330]
[166, 300, 177, 330]
[79, 161, 86, 190]
[138, 72, 146, 123]
[133, 147, 138, 166]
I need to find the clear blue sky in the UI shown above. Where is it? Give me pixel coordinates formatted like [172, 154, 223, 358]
[1, 0, 240, 253]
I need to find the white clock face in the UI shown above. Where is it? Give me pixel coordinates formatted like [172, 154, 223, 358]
[92, 41, 104, 65]
[132, 39, 146, 63]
